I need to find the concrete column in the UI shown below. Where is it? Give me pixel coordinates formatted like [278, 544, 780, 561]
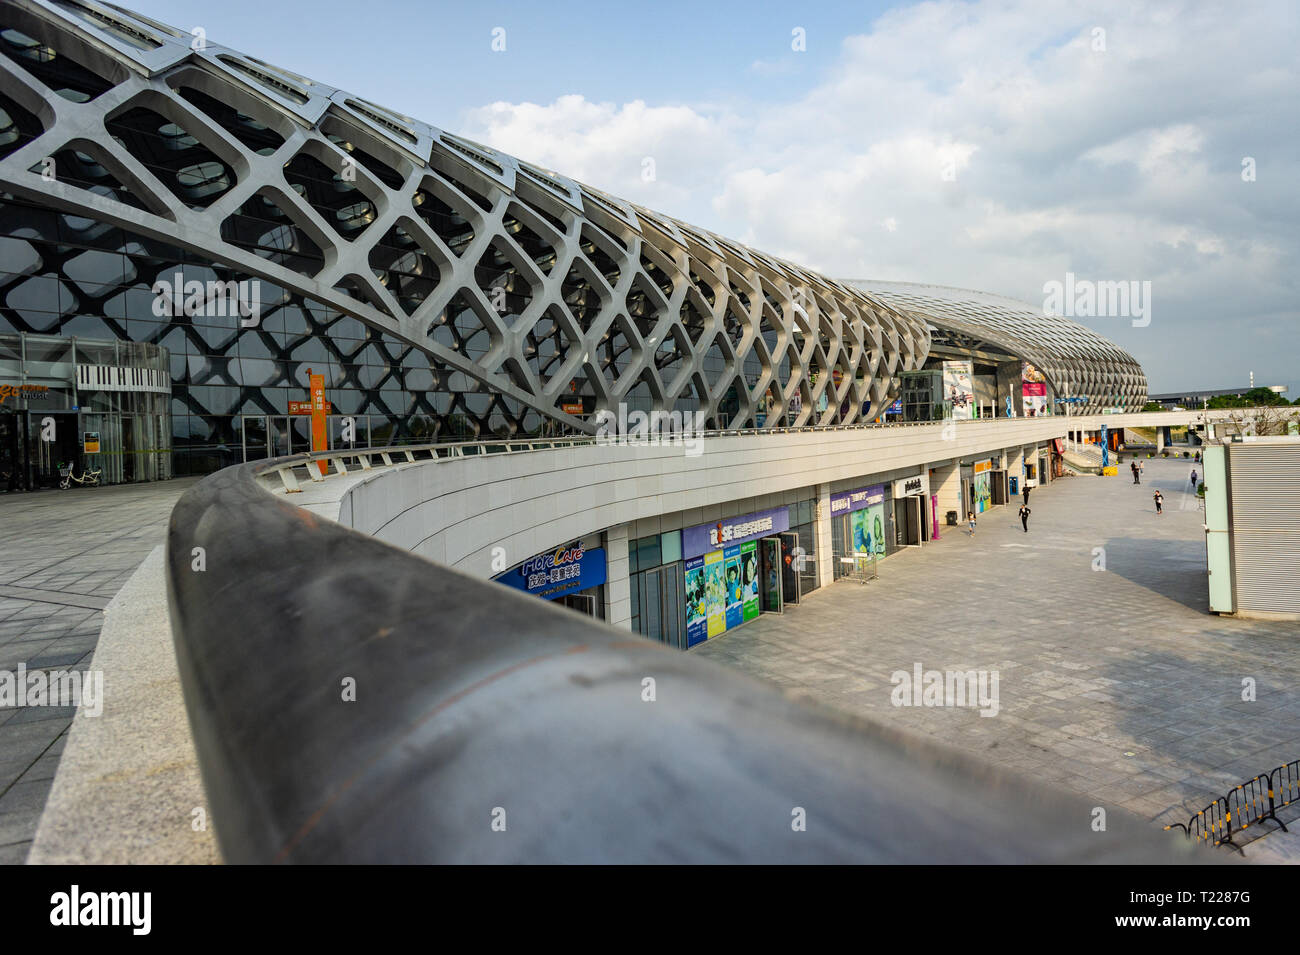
[604, 524, 632, 630]
[929, 460, 960, 533]
[816, 482, 833, 585]
[1156, 428, 1165, 453]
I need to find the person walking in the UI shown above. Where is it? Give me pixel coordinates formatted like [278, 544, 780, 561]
[1022, 483, 1031, 506]
[1018, 503, 1031, 532]
[1190, 468, 1198, 489]
[1154, 490, 1164, 515]
[1138, 460, 1144, 483]
[1130, 461, 1139, 484]
[967, 509, 977, 536]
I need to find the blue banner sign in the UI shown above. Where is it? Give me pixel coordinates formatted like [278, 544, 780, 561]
[682, 506, 790, 560]
[495, 545, 607, 601]
[829, 484, 885, 517]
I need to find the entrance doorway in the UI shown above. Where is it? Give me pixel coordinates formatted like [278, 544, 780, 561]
[893, 494, 924, 546]
[759, 537, 783, 613]
[779, 531, 801, 606]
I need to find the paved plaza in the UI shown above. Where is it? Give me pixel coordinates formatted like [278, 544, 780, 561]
[696, 456, 1300, 859]
[0, 478, 197, 863]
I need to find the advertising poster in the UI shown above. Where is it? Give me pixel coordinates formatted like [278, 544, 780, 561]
[684, 555, 707, 647]
[942, 360, 973, 419]
[741, 540, 760, 621]
[1022, 362, 1047, 417]
[851, 498, 887, 557]
[724, 545, 743, 629]
[973, 460, 992, 513]
[705, 550, 726, 637]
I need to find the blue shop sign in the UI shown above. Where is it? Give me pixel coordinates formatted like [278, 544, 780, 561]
[682, 506, 790, 560]
[495, 545, 607, 601]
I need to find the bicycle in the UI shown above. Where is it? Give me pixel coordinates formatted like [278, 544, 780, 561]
[57, 463, 102, 489]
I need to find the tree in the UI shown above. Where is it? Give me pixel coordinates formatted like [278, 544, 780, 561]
[1243, 387, 1288, 406]
[1141, 401, 1165, 412]
[1223, 405, 1300, 437]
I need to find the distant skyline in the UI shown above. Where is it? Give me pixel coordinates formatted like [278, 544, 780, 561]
[125, 0, 1300, 395]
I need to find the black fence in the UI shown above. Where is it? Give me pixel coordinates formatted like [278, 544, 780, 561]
[1165, 759, 1298, 853]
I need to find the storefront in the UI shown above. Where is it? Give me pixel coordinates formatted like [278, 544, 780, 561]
[681, 506, 793, 648]
[891, 473, 931, 547]
[830, 484, 888, 580]
[1, 333, 170, 490]
[493, 538, 607, 618]
[963, 459, 994, 516]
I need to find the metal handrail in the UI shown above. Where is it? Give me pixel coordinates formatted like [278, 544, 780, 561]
[164, 453, 1203, 863]
[263, 407, 1241, 479]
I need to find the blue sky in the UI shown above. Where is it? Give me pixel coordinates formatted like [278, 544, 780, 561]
[123, 0, 1299, 397]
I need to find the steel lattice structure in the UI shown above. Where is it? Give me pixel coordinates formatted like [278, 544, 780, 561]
[0, 0, 930, 445]
[850, 281, 1149, 413]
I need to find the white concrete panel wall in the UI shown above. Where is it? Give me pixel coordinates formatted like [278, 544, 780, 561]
[604, 524, 632, 629]
[324, 411, 1218, 607]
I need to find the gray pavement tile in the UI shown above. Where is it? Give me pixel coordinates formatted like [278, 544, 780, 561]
[0, 840, 30, 864]
[695, 458, 1300, 826]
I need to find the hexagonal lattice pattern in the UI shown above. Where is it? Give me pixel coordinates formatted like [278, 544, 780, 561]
[0, 0, 931, 437]
[850, 281, 1149, 413]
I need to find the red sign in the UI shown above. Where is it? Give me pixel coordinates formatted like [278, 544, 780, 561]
[1023, 382, 1047, 397]
[288, 400, 332, 415]
[561, 401, 584, 415]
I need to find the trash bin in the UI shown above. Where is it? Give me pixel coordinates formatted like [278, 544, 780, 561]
[945, 510, 958, 526]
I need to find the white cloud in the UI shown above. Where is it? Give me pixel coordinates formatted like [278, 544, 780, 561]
[457, 0, 1300, 390]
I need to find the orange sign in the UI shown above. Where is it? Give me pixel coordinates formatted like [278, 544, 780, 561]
[561, 401, 584, 415]
[288, 400, 332, 415]
[308, 370, 327, 454]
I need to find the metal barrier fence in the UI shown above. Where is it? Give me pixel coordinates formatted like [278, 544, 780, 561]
[163, 448, 1201, 863]
[1164, 761, 1295, 853]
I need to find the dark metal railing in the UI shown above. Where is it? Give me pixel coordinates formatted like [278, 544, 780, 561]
[166, 454, 1204, 863]
[1164, 759, 1297, 852]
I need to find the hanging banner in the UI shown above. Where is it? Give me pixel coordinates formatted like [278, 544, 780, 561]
[943, 360, 973, 419]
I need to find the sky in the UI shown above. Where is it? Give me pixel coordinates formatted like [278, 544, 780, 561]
[124, 0, 1299, 396]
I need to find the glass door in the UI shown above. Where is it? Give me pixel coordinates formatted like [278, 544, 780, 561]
[240, 415, 268, 462]
[779, 531, 801, 606]
[760, 537, 783, 613]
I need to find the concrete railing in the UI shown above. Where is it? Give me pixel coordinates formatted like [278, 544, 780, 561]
[163, 441, 1205, 863]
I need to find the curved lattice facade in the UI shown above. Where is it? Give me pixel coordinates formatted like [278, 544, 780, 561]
[0, 0, 930, 475]
[850, 281, 1148, 413]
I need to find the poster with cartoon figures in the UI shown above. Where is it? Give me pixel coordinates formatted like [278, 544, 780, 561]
[741, 540, 760, 621]
[684, 556, 707, 647]
[724, 545, 743, 628]
[705, 550, 726, 637]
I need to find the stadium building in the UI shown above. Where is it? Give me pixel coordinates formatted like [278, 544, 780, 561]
[0, 0, 1145, 488]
